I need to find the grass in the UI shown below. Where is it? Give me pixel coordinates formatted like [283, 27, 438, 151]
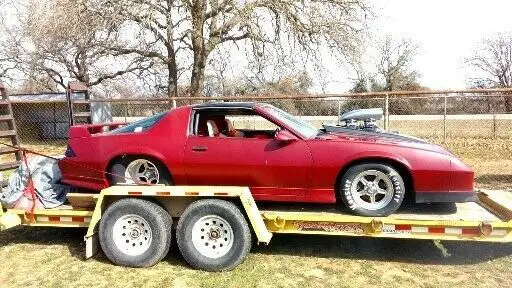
[1, 227, 512, 287]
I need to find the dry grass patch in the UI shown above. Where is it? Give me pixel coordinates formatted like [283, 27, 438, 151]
[0, 227, 512, 287]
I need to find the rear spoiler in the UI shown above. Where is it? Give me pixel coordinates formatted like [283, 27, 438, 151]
[68, 122, 125, 138]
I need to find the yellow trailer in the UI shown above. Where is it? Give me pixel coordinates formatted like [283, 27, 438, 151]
[1, 186, 511, 271]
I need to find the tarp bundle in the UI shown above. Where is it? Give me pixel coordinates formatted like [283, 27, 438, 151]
[0, 156, 73, 209]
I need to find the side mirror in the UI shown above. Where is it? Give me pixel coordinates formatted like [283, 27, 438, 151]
[275, 129, 297, 143]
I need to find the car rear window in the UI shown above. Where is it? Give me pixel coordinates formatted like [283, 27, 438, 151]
[108, 112, 168, 134]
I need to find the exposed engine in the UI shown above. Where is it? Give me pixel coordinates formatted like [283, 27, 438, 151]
[323, 108, 384, 133]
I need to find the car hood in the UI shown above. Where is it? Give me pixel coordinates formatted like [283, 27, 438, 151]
[315, 129, 451, 155]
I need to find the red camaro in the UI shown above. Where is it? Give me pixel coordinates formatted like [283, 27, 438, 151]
[59, 102, 475, 216]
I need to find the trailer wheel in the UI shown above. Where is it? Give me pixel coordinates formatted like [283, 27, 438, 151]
[99, 198, 172, 267]
[176, 199, 252, 272]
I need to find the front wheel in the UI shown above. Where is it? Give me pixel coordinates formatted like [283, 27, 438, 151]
[340, 163, 405, 217]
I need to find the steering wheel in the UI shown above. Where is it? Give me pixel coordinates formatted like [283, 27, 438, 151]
[274, 127, 281, 138]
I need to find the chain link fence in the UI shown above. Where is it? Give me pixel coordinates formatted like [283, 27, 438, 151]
[6, 89, 512, 189]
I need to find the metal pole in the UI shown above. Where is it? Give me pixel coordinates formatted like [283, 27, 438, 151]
[124, 103, 128, 123]
[337, 98, 341, 126]
[443, 95, 447, 144]
[493, 113, 497, 139]
[384, 95, 389, 130]
[65, 86, 74, 127]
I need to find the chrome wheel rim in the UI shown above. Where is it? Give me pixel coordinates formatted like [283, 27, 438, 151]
[112, 214, 152, 256]
[350, 170, 394, 210]
[125, 159, 160, 184]
[191, 215, 234, 259]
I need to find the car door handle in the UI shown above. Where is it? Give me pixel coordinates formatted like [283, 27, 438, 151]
[192, 146, 208, 152]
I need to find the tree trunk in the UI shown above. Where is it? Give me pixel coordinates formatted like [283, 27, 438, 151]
[165, 1, 178, 105]
[167, 60, 178, 108]
[190, 60, 206, 97]
[167, 51, 178, 98]
[189, 0, 207, 97]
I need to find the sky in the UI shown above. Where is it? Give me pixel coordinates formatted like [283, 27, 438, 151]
[358, 0, 512, 91]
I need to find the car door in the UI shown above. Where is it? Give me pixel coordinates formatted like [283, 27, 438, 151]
[183, 110, 313, 202]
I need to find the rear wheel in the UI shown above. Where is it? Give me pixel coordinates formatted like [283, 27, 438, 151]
[340, 163, 405, 217]
[176, 199, 252, 272]
[109, 157, 171, 185]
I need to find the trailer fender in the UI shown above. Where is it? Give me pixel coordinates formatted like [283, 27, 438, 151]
[84, 186, 273, 259]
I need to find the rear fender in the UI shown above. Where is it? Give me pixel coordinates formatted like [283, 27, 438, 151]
[104, 147, 169, 172]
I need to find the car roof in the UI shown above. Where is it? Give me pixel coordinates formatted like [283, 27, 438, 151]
[192, 102, 258, 110]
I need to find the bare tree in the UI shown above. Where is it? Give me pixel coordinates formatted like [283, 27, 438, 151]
[21, 0, 154, 91]
[101, 0, 370, 97]
[0, 5, 22, 84]
[203, 50, 231, 96]
[0, 41, 19, 83]
[466, 33, 512, 111]
[376, 36, 420, 91]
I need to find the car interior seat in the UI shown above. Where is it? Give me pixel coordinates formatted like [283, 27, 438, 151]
[206, 120, 220, 137]
[224, 118, 244, 137]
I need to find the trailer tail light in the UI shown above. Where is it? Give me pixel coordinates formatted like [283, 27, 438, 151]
[65, 144, 76, 157]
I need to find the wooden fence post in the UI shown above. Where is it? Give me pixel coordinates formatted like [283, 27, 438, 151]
[443, 95, 447, 144]
[384, 94, 389, 130]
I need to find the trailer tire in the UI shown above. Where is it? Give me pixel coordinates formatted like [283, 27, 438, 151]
[99, 198, 172, 267]
[340, 163, 405, 217]
[176, 199, 252, 272]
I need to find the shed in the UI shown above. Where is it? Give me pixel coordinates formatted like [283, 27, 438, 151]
[10, 92, 112, 140]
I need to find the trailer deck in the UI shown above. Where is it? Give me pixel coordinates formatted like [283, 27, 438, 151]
[260, 190, 512, 242]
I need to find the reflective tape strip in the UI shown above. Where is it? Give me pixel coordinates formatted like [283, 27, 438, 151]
[382, 224, 508, 237]
[156, 192, 171, 196]
[37, 216, 91, 223]
[124, 190, 235, 197]
[445, 228, 462, 234]
[411, 226, 428, 233]
[127, 191, 143, 195]
[490, 229, 507, 236]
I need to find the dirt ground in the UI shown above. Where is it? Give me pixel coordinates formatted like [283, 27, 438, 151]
[0, 226, 511, 288]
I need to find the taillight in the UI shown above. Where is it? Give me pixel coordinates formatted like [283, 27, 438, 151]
[65, 144, 76, 157]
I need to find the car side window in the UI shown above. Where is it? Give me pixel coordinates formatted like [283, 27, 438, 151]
[225, 115, 279, 131]
[193, 108, 280, 139]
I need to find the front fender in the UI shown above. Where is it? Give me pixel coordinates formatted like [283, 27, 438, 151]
[347, 150, 413, 171]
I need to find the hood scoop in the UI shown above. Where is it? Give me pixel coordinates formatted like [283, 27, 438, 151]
[324, 108, 384, 133]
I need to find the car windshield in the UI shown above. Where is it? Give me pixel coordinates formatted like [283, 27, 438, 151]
[108, 112, 168, 134]
[260, 105, 318, 138]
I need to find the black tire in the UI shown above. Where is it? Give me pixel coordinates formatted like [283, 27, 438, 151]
[176, 199, 252, 272]
[109, 156, 172, 185]
[340, 163, 406, 217]
[99, 198, 172, 267]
